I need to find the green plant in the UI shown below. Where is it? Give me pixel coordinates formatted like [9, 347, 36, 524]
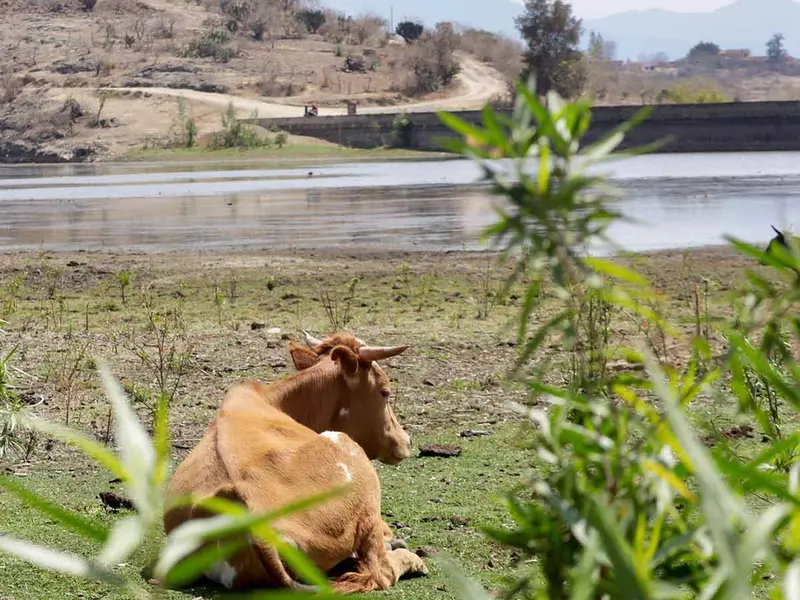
[117, 269, 133, 305]
[322, 277, 359, 330]
[435, 76, 800, 599]
[0, 345, 36, 460]
[391, 112, 413, 148]
[121, 286, 191, 411]
[172, 98, 197, 148]
[181, 29, 237, 62]
[209, 102, 270, 149]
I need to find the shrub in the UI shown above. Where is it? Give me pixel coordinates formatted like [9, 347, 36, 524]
[209, 102, 271, 149]
[181, 29, 238, 62]
[0, 73, 23, 105]
[433, 75, 800, 600]
[78, 0, 97, 10]
[656, 83, 730, 103]
[403, 23, 460, 95]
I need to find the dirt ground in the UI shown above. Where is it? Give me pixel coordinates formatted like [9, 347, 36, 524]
[0, 243, 783, 599]
[0, 244, 766, 459]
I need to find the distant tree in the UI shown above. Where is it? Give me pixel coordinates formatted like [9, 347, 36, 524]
[296, 9, 326, 34]
[687, 41, 720, 59]
[603, 39, 617, 61]
[396, 20, 424, 43]
[515, 0, 587, 98]
[767, 33, 788, 69]
[587, 31, 617, 61]
[588, 31, 605, 59]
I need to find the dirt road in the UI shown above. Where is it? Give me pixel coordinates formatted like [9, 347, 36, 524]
[95, 53, 507, 119]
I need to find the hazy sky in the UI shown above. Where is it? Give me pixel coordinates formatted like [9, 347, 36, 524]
[510, 0, 736, 19]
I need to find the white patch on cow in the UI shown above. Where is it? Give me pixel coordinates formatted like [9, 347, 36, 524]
[338, 407, 349, 418]
[337, 461, 353, 482]
[321, 430, 342, 444]
[205, 560, 237, 590]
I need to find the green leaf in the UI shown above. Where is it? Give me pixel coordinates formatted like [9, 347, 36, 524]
[158, 486, 349, 586]
[583, 257, 650, 288]
[26, 418, 128, 484]
[0, 475, 109, 542]
[98, 360, 157, 520]
[434, 554, 494, 600]
[163, 537, 249, 589]
[0, 536, 118, 583]
[584, 493, 652, 599]
[437, 111, 489, 146]
[98, 516, 144, 567]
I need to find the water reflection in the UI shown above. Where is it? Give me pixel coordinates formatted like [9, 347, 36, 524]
[3, 153, 800, 253]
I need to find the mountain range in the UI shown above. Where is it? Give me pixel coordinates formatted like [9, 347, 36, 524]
[584, 0, 800, 60]
[320, 0, 800, 62]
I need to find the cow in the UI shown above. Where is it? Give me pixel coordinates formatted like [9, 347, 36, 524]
[161, 331, 428, 594]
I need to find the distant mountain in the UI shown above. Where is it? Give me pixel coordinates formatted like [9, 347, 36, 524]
[585, 0, 800, 60]
[318, 0, 523, 38]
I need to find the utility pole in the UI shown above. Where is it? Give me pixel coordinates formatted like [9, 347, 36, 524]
[390, 5, 393, 33]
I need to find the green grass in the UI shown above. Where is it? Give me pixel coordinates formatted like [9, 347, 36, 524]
[0, 423, 532, 600]
[121, 143, 454, 164]
[0, 246, 788, 599]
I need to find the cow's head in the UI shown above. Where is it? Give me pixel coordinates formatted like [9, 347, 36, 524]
[288, 331, 412, 465]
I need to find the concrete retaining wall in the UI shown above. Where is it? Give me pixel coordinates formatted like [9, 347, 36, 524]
[252, 101, 800, 153]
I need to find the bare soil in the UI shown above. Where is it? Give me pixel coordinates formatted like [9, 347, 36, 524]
[0, 243, 769, 466]
[0, 0, 509, 161]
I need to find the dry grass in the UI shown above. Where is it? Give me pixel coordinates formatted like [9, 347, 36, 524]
[586, 61, 800, 104]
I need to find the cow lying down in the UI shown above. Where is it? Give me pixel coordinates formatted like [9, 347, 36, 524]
[162, 331, 428, 593]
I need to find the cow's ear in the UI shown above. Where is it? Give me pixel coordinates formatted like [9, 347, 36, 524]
[289, 342, 320, 371]
[331, 345, 359, 377]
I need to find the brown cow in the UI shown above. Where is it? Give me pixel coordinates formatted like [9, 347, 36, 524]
[162, 332, 428, 594]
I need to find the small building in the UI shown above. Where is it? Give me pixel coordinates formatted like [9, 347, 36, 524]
[720, 49, 751, 59]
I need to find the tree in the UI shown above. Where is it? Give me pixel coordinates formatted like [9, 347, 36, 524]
[767, 33, 788, 69]
[396, 20, 424, 43]
[587, 31, 617, 61]
[515, 0, 586, 98]
[296, 9, 326, 34]
[687, 41, 720, 59]
[588, 31, 605, 59]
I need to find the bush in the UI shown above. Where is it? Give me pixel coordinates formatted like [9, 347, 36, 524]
[296, 8, 325, 33]
[656, 83, 730, 103]
[403, 23, 460, 95]
[433, 76, 800, 599]
[181, 29, 238, 63]
[78, 0, 97, 10]
[0, 74, 23, 106]
[209, 102, 271, 149]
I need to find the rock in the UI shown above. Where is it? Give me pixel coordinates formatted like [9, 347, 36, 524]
[250, 322, 266, 330]
[459, 429, 491, 438]
[418, 444, 462, 458]
[267, 327, 281, 335]
[99, 491, 133, 511]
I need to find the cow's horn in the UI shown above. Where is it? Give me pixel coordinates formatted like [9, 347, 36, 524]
[358, 345, 410, 362]
[301, 330, 323, 348]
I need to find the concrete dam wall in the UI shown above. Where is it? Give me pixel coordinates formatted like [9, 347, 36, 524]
[253, 101, 800, 153]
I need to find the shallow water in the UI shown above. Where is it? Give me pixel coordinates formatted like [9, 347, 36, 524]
[1, 151, 800, 253]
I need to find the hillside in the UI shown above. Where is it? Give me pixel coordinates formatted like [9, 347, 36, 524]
[0, 0, 516, 161]
[586, 0, 800, 60]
